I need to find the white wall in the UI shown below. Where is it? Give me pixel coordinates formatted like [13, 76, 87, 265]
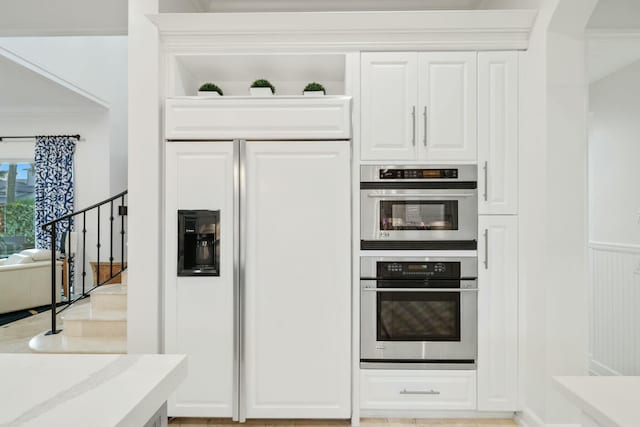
[588, 59, 640, 376]
[589, 60, 640, 246]
[0, 36, 128, 196]
[517, 0, 594, 425]
[0, 112, 115, 291]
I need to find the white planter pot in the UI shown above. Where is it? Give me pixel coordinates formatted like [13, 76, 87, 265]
[250, 87, 273, 96]
[198, 91, 221, 97]
[303, 90, 325, 97]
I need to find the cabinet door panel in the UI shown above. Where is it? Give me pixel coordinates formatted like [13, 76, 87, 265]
[418, 52, 477, 161]
[244, 141, 351, 418]
[361, 52, 418, 160]
[478, 52, 518, 214]
[477, 216, 519, 411]
[165, 142, 235, 417]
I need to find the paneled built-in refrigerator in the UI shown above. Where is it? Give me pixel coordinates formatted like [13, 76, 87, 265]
[165, 132, 351, 421]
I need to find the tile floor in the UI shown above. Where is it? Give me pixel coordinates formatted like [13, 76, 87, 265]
[169, 419, 517, 427]
[0, 310, 52, 353]
[0, 301, 79, 353]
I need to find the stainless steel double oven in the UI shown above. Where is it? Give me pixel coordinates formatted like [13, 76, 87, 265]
[360, 165, 478, 369]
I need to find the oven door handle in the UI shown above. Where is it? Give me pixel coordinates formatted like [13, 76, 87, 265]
[362, 287, 478, 293]
[366, 193, 475, 198]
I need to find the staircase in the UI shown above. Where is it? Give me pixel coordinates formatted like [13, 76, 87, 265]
[29, 271, 128, 354]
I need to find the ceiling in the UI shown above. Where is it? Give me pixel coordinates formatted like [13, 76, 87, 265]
[198, 0, 483, 13]
[163, 0, 540, 13]
[0, 0, 127, 36]
[0, 48, 106, 113]
[587, 0, 640, 83]
[588, 0, 640, 29]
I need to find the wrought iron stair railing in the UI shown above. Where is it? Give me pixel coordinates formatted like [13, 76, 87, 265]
[41, 190, 128, 335]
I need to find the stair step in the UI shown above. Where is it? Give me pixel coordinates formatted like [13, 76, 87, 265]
[61, 304, 127, 338]
[29, 332, 126, 354]
[91, 284, 127, 311]
[120, 270, 128, 286]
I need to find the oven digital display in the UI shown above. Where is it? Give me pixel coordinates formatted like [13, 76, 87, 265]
[379, 169, 458, 179]
[378, 262, 460, 279]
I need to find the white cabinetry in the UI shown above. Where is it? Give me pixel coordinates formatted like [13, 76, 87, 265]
[418, 52, 477, 161]
[477, 216, 519, 411]
[165, 97, 352, 141]
[361, 52, 477, 162]
[361, 53, 418, 161]
[478, 52, 519, 214]
[164, 142, 235, 417]
[360, 370, 476, 411]
[243, 140, 351, 419]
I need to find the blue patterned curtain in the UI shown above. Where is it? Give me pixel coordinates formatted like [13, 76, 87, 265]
[34, 136, 76, 249]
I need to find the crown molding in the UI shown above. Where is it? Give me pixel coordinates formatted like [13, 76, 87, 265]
[148, 10, 537, 52]
[587, 28, 640, 42]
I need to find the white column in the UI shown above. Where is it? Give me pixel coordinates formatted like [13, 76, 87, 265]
[127, 0, 161, 353]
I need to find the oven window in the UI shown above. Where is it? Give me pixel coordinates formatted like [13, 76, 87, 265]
[377, 292, 461, 341]
[380, 200, 458, 230]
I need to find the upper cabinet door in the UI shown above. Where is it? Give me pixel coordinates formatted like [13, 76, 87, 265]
[478, 52, 519, 215]
[361, 52, 419, 161]
[418, 52, 477, 161]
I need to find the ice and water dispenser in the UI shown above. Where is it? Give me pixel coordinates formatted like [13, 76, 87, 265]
[177, 210, 220, 276]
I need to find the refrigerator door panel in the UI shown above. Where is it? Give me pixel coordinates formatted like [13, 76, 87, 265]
[242, 140, 351, 419]
[165, 141, 236, 417]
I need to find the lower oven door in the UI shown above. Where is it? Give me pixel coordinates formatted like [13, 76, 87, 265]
[360, 188, 478, 248]
[360, 279, 477, 365]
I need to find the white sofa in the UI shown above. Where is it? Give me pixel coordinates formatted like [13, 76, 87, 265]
[0, 249, 62, 315]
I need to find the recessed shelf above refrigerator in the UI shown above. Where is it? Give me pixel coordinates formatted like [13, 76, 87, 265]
[167, 53, 347, 97]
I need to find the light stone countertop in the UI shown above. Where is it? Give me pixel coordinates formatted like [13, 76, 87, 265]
[0, 353, 187, 427]
[554, 376, 640, 427]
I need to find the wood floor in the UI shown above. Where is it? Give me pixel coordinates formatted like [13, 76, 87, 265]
[169, 419, 517, 427]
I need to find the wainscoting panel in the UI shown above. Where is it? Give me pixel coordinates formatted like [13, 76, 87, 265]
[589, 242, 640, 376]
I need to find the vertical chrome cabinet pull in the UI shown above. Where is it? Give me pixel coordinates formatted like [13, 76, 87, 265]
[423, 106, 428, 146]
[483, 161, 488, 201]
[484, 228, 489, 270]
[400, 388, 440, 395]
[411, 106, 416, 146]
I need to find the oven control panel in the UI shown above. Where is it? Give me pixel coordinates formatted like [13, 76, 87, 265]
[379, 168, 459, 180]
[377, 261, 461, 279]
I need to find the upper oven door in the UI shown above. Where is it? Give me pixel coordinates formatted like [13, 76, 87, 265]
[361, 188, 478, 243]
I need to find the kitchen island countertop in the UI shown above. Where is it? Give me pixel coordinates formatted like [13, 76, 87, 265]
[0, 353, 186, 427]
[554, 375, 640, 427]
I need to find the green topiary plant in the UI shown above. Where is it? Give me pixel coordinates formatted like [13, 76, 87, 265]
[303, 82, 325, 94]
[251, 79, 275, 94]
[198, 82, 223, 95]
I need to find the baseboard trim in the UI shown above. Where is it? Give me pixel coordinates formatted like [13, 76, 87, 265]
[589, 359, 623, 376]
[360, 409, 514, 419]
[516, 407, 545, 427]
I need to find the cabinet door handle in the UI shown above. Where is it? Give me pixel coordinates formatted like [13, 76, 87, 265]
[423, 106, 428, 146]
[483, 161, 488, 201]
[400, 388, 440, 395]
[411, 106, 416, 146]
[484, 228, 489, 270]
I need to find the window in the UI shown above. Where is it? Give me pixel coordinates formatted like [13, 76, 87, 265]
[0, 162, 36, 258]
